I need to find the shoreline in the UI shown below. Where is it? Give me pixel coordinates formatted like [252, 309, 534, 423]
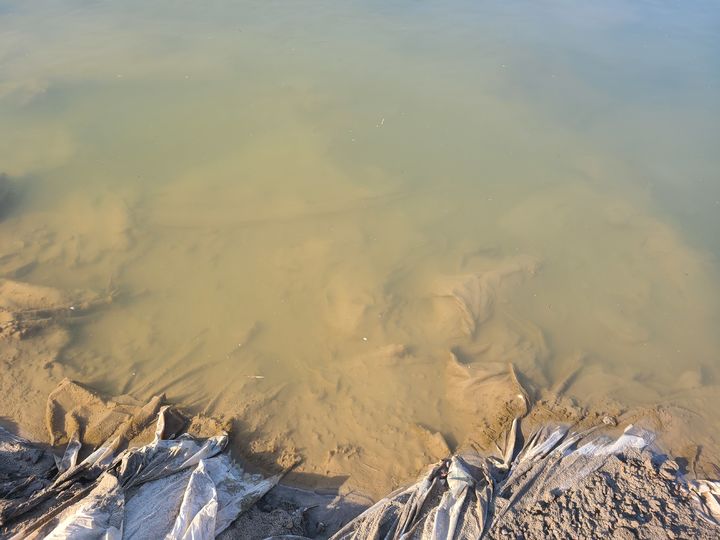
[2, 377, 719, 539]
[2, 275, 720, 537]
[0, 279, 720, 499]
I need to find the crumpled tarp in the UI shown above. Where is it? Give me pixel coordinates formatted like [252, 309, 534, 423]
[0, 406, 279, 539]
[326, 421, 720, 539]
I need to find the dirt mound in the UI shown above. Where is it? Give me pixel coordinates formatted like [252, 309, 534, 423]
[489, 449, 715, 539]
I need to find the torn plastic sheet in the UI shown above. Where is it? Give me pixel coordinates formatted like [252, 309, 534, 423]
[326, 423, 720, 540]
[0, 407, 279, 539]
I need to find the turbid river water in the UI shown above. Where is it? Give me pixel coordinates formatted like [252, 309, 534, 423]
[1, 0, 719, 497]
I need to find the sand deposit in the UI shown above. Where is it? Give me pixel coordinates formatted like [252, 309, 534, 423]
[0, 276, 718, 538]
[0, 267, 719, 501]
[488, 449, 715, 539]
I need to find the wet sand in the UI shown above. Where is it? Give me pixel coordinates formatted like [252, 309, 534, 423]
[1, 268, 719, 505]
[1, 328, 718, 538]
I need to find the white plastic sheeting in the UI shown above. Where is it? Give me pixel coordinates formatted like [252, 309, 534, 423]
[0, 407, 279, 539]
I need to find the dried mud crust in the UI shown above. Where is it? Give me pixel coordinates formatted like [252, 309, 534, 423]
[488, 449, 716, 540]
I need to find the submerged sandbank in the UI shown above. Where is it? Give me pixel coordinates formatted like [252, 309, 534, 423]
[0, 273, 719, 488]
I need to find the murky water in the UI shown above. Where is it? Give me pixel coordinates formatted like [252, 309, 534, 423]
[2, 0, 720, 496]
